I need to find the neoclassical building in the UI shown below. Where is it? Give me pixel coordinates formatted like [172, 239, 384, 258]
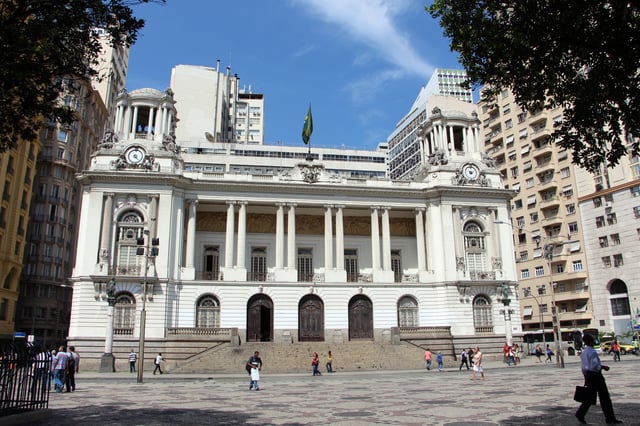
[68, 88, 521, 369]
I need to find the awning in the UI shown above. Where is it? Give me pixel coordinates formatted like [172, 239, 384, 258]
[569, 242, 581, 252]
[527, 195, 537, 205]
[523, 307, 533, 316]
[505, 135, 514, 144]
[521, 145, 531, 155]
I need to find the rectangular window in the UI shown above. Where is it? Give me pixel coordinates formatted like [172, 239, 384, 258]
[634, 206, 640, 218]
[530, 212, 539, 223]
[391, 250, 402, 283]
[519, 251, 528, 261]
[521, 269, 530, 279]
[599, 236, 608, 247]
[611, 297, 631, 316]
[631, 185, 640, 197]
[593, 197, 602, 207]
[0, 298, 6, 321]
[566, 203, 576, 215]
[345, 249, 359, 282]
[613, 254, 624, 267]
[560, 167, 570, 178]
[203, 246, 220, 279]
[540, 304, 548, 313]
[568, 222, 578, 234]
[250, 247, 267, 281]
[535, 266, 545, 277]
[572, 260, 583, 271]
[595, 216, 605, 228]
[602, 256, 611, 268]
[297, 248, 314, 282]
[523, 161, 532, 172]
[510, 166, 518, 177]
[611, 233, 620, 245]
[606, 213, 617, 225]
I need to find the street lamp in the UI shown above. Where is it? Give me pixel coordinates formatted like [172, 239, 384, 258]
[500, 283, 513, 345]
[525, 285, 547, 349]
[136, 231, 159, 384]
[542, 242, 565, 368]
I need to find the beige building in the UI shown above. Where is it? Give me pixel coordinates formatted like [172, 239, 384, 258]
[0, 137, 41, 340]
[479, 89, 594, 352]
[574, 150, 640, 339]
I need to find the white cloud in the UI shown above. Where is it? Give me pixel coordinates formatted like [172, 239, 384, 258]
[294, 0, 433, 79]
[343, 68, 404, 104]
[291, 44, 316, 59]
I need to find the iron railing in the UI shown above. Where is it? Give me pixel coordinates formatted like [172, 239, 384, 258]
[0, 340, 50, 417]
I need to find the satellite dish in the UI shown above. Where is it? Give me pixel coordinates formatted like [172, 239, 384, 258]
[205, 132, 215, 142]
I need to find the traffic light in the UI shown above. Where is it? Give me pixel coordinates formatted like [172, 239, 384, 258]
[150, 237, 160, 256]
[136, 236, 145, 255]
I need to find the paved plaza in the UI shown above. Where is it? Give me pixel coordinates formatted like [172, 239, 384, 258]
[5, 356, 640, 425]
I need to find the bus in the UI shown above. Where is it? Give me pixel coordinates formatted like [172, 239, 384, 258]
[522, 328, 600, 356]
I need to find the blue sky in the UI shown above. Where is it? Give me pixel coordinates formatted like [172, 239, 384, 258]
[127, 0, 462, 150]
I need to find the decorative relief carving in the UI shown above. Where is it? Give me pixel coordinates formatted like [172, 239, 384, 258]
[427, 148, 448, 166]
[196, 212, 226, 232]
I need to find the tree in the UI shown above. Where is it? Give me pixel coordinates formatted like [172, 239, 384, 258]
[0, 0, 165, 152]
[427, 1, 640, 173]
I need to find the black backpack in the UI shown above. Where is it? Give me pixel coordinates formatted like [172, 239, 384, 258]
[67, 353, 75, 371]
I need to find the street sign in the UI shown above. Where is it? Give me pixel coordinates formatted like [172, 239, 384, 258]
[14, 331, 26, 338]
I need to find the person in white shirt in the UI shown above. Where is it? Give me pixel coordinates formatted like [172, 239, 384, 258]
[153, 352, 164, 375]
[575, 333, 622, 424]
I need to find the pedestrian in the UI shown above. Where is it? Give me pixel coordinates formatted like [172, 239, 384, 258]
[507, 345, 516, 366]
[503, 341, 510, 364]
[326, 350, 334, 373]
[611, 341, 621, 362]
[34, 346, 51, 396]
[467, 347, 474, 366]
[534, 344, 543, 363]
[129, 349, 138, 373]
[545, 344, 553, 363]
[312, 352, 321, 376]
[424, 348, 432, 370]
[65, 346, 79, 392]
[153, 352, 164, 375]
[437, 352, 443, 371]
[513, 344, 521, 365]
[470, 346, 484, 381]
[575, 333, 622, 424]
[246, 351, 262, 390]
[52, 345, 68, 392]
[459, 348, 469, 370]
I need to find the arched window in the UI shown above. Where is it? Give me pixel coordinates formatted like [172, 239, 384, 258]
[463, 221, 487, 273]
[609, 280, 630, 316]
[114, 293, 135, 334]
[398, 296, 419, 327]
[196, 295, 220, 328]
[115, 211, 145, 275]
[473, 295, 492, 331]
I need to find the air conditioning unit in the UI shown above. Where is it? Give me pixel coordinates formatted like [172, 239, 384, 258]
[604, 201, 613, 209]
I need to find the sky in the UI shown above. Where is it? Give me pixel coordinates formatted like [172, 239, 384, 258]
[126, 0, 462, 151]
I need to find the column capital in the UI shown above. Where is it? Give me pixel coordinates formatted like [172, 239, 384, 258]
[186, 198, 199, 206]
[414, 207, 427, 213]
[287, 203, 298, 208]
[324, 204, 334, 209]
[104, 192, 115, 198]
[275, 202, 287, 208]
[147, 193, 160, 201]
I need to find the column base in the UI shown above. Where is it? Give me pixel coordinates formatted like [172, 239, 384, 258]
[99, 353, 116, 373]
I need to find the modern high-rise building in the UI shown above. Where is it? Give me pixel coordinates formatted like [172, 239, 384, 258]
[66, 72, 520, 371]
[170, 63, 265, 146]
[479, 88, 595, 353]
[0, 138, 41, 340]
[387, 69, 472, 180]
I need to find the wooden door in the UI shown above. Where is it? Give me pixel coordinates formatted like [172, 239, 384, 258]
[348, 295, 373, 340]
[299, 295, 324, 342]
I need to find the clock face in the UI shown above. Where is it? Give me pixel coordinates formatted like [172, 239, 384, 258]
[126, 147, 145, 164]
[462, 164, 479, 180]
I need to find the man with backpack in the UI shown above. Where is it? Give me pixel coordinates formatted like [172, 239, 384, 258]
[66, 346, 79, 392]
[246, 351, 262, 390]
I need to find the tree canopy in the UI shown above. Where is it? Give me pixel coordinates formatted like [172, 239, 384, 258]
[0, 0, 164, 152]
[427, 1, 640, 172]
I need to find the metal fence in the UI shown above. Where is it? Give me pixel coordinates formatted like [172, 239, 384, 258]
[0, 340, 50, 417]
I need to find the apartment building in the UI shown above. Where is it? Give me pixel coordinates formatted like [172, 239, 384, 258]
[170, 63, 265, 145]
[479, 89, 594, 340]
[0, 138, 41, 340]
[574, 150, 640, 338]
[16, 79, 108, 347]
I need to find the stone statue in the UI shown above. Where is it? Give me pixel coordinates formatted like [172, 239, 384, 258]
[106, 278, 116, 298]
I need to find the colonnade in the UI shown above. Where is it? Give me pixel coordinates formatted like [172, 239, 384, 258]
[424, 122, 481, 156]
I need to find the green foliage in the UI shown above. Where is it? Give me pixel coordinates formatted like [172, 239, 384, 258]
[0, 0, 165, 151]
[427, 1, 640, 172]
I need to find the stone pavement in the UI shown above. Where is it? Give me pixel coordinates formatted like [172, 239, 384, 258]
[5, 355, 640, 425]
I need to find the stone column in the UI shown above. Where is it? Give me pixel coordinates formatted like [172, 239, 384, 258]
[287, 204, 296, 269]
[224, 202, 235, 268]
[324, 205, 333, 269]
[147, 107, 155, 138]
[275, 203, 285, 269]
[335, 205, 344, 270]
[237, 202, 247, 269]
[381, 207, 391, 271]
[415, 208, 426, 271]
[371, 207, 380, 271]
[131, 106, 139, 138]
[185, 199, 198, 268]
[99, 193, 114, 268]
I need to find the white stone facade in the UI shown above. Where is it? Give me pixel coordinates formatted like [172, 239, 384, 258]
[68, 88, 521, 363]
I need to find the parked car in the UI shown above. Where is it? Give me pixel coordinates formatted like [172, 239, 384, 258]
[600, 340, 638, 355]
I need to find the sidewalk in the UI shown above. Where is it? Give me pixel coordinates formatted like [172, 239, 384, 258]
[5, 355, 638, 425]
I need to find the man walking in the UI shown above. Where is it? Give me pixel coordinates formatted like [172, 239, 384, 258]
[153, 352, 164, 375]
[424, 348, 432, 370]
[575, 333, 622, 424]
[65, 346, 79, 392]
[129, 349, 138, 373]
[246, 351, 262, 390]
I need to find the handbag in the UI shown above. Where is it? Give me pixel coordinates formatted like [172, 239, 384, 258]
[574, 386, 596, 405]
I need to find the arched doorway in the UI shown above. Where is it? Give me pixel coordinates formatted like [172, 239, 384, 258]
[247, 294, 273, 342]
[299, 294, 324, 342]
[348, 295, 373, 340]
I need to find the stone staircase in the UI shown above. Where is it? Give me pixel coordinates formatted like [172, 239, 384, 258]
[169, 340, 434, 374]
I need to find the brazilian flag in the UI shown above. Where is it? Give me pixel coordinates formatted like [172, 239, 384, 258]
[302, 105, 313, 145]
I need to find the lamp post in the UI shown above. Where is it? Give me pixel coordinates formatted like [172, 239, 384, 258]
[527, 285, 547, 349]
[500, 283, 513, 346]
[136, 230, 159, 384]
[544, 243, 565, 368]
